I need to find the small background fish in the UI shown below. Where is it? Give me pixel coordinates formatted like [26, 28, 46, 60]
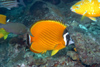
[0, 23, 27, 34]
[0, 0, 25, 10]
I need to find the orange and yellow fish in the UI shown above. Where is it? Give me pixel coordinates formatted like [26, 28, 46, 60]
[0, 14, 6, 24]
[0, 14, 9, 40]
[0, 28, 9, 40]
[27, 20, 74, 56]
[70, 0, 100, 22]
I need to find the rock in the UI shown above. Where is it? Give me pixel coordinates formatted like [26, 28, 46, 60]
[72, 32, 100, 65]
[0, 8, 8, 14]
[62, 0, 79, 3]
[43, 0, 61, 5]
[34, 58, 47, 65]
[29, 1, 49, 19]
[67, 51, 79, 61]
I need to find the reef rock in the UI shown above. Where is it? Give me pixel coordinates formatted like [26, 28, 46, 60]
[29, 1, 49, 19]
[72, 32, 100, 65]
[43, 0, 61, 5]
[67, 51, 79, 61]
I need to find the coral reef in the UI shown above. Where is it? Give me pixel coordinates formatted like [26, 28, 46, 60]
[0, 0, 100, 67]
[71, 32, 100, 65]
[67, 51, 79, 61]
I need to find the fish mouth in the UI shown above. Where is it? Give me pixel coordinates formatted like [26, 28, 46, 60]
[68, 39, 74, 45]
[70, 7, 75, 12]
[66, 37, 74, 46]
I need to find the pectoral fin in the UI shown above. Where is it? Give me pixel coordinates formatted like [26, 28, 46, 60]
[51, 50, 59, 56]
[88, 17, 97, 22]
[81, 11, 87, 21]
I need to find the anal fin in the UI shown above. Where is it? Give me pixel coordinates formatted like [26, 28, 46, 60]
[88, 17, 97, 22]
[51, 50, 59, 56]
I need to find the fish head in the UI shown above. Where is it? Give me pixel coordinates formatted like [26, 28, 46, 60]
[70, 1, 86, 15]
[63, 28, 74, 46]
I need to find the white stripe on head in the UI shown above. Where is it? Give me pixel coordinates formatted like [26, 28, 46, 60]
[63, 32, 69, 46]
[63, 32, 74, 46]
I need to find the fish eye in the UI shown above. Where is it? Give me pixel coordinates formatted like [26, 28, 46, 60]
[75, 6, 79, 8]
[75, 5, 80, 9]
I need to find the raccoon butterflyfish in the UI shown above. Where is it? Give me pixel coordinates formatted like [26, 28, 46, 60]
[0, 28, 9, 40]
[70, 0, 100, 22]
[0, 14, 6, 24]
[27, 20, 74, 56]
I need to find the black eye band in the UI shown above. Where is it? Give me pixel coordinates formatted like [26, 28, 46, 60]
[63, 28, 68, 35]
[66, 34, 70, 40]
[63, 28, 71, 46]
[66, 34, 70, 46]
[27, 34, 30, 45]
[66, 39, 69, 46]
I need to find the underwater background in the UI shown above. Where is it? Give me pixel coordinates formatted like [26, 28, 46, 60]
[0, 0, 100, 67]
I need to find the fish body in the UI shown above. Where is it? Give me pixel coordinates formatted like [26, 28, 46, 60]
[70, 0, 100, 21]
[0, 0, 25, 10]
[0, 23, 27, 34]
[28, 20, 74, 56]
[0, 0, 18, 10]
[0, 28, 9, 40]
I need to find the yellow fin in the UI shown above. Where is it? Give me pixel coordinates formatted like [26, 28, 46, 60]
[0, 14, 6, 24]
[4, 34, 8, 40]
[81, 11, 87, 21]
[0, 28, 9, 40]
[51, 50, 59, 56]
[88, 17, 97, 22]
